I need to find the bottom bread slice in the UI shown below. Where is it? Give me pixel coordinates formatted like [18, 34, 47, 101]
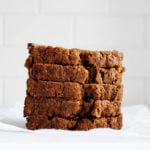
[26, 114, 122, 130]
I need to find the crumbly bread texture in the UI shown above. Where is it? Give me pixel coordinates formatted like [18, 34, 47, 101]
[26, 43, 81, 66]
[84, 84, 123, 100]
[27, 78, 123, 101]
[25, 43, 123, 68]
[27, 63, 124, 85]
[24, 95, 82, 118]
[76, 114, 122, 130]
[86, 66, 124, 85]
[26, 114, 122, 130]
[28, 63, 89, 84]
[24, 43, 124, 131]
[24, 95, 121, 118]
[27, 78, 82, 100]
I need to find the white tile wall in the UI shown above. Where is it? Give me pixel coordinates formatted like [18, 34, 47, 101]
[0, 0, 150, 107]
[123, 78, 146, 106]
[76, 16, 144, 48]
[0, 16, 2, 45]
[112, 0, 150, 15]
[147, 17, 150, 47]
[40, 0, 109, 14]
[5, 16, 74, 47]
[4, 78, 26, 108]
[0, 0, 36, 14]
[0, 79, 3, 107]
[0, 48, 27, 77]
[123, 49, 150, 77]
[146, 80, 150, 107]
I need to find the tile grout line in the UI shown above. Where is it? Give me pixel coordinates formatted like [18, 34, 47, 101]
[2, 15, 5, 47]
[143, 15, 148, 48]
[2, 79, 6, 107]
[108, 0, 112, 16]
[2, 12, 147, 17]
[72, 15, 77, 47]
[34, 0, 40, 15]
[143, 78, 148, 106]
[37, 0, 41, 14]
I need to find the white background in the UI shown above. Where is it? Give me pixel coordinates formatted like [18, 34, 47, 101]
[0, 0, 150, 108]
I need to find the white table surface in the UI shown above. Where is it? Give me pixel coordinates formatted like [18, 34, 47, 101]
[0, 104, 150, 149]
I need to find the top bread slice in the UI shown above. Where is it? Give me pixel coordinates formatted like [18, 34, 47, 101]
[25, 43, 123, 68]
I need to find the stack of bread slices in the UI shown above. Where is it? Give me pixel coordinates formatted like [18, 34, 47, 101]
[24, 43, 124, 130]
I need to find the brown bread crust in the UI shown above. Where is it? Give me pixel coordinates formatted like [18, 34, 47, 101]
[27, 78, 123, 101]
[27, 63, 124, 85]
[24, 43, 124, 131]
[26, 43, 81, 66]
[81, 50, 123, 67]
[24, 95, 82, 118]
[26, 114, 122, 130]
[28, 63, 89, 84]
[27, 78, 82, 100]
[84, 84, 123, 101]
[76, 114, 122, 130]
[24, 95, 121, 118]
[26, 43, 123, 68]
[87, 66, 124, 85]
